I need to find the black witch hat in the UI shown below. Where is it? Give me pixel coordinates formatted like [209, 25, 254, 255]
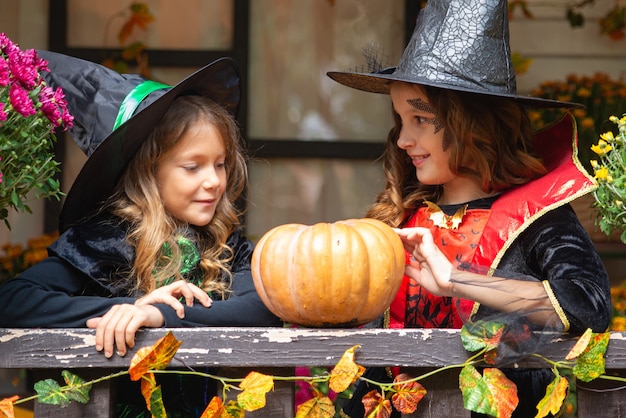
[38, 50, 241, 232]
[327, 0, 581, 109]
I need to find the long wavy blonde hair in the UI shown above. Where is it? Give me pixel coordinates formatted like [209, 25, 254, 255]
[367, 83, 547, 227]
[108, 95, 247, 296]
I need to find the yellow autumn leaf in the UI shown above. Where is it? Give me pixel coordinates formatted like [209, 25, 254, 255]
[139, 372, 156, 410]
[200, 396, 224, 417]
[329, 345, 365, 393]
[566, 328, 592, 360]
[129, 331, 183, 381]
[295, 396, 335, 418]
[237, 371, 274, 411]
[535, 375, 569, 418]
[482, 368, 518, 418]
[0, 395, 19, 418]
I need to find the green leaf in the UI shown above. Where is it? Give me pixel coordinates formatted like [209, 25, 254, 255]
[148, 385, 166, 418]
[10, 190, 20, 208]
[460, 320, 505, 352]
[62, 370, 92, 404]
[459, 365, 518, 417]
[573, 332, 610, 382]
[459, 365, 497, 416]
[34, 378, 72, 407]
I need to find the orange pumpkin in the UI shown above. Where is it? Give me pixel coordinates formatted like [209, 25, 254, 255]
[251, 218, 406, 327]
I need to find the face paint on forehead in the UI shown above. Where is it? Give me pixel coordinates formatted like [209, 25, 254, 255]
[407, 98, 443, 133]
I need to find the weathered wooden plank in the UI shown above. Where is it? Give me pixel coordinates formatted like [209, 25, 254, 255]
[2, 328, 626, 418]
[0, 327, 588, 369]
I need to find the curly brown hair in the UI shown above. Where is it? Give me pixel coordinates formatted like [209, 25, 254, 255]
[366, 83, 547, 227]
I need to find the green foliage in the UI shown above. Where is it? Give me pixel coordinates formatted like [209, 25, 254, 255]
[590, 115, 626, 243]
[33, 371, 91, 407]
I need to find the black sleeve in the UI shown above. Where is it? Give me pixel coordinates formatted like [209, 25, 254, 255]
[499, 204, 612, 333]
[0, 257, 135, 328]
[156, 230, 282, 327]
[0, 227, 281, 329]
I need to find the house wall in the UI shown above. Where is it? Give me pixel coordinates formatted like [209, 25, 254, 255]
[1, 0, 625, 280]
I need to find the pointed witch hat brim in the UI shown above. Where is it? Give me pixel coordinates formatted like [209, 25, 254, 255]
[38, 51, 241, 232]
[327, 0, 582, 109]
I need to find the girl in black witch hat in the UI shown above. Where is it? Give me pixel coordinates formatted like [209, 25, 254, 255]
[0, 51, 281, 416]
[328, 1, 611, 417]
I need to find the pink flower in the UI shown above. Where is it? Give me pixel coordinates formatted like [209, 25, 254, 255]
[7, 48, 40, 90]
[38, 85, 74, 130]
[0, 57, 8, 87]
[0, 33, 18, 56]
[0, 33, 72, 227]
[38, 86, 60, 127]
[0, 102, 6, 124]
[9, 83, 36, 117]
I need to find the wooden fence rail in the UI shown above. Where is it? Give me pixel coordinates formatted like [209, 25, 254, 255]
[1, 327, 625, 417]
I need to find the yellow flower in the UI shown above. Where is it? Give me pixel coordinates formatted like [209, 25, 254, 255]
[591, 140, 613, 156]
[600, 131, 615, 142]
[589, 114, 626, 244]
[594, 166, 610, 181]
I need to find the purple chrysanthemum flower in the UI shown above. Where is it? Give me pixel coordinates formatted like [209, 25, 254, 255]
[0, 57, 9, 87]
[0, 102, 6, 124]
[9, 83, 36, 117]
[8, 48, 40, 90]
[56, 91, 73, 130]
[35, 55, 49, 73]
[38, 85, 73, 130]
[38, 85, 62, 129]
[0, 33, 18, 56]
[0, 33, 72, 227]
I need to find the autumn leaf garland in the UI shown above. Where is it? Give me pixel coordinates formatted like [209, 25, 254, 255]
[0, 325, 615, 418]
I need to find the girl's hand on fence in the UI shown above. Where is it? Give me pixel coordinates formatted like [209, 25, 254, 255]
[86, 303, 164, 358]
[135, 280, 212, 319]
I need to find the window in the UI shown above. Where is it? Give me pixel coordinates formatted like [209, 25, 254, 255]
[47, 0, 417, 236]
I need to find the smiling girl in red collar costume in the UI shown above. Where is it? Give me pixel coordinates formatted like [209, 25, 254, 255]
[328, 1, 611, 417]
